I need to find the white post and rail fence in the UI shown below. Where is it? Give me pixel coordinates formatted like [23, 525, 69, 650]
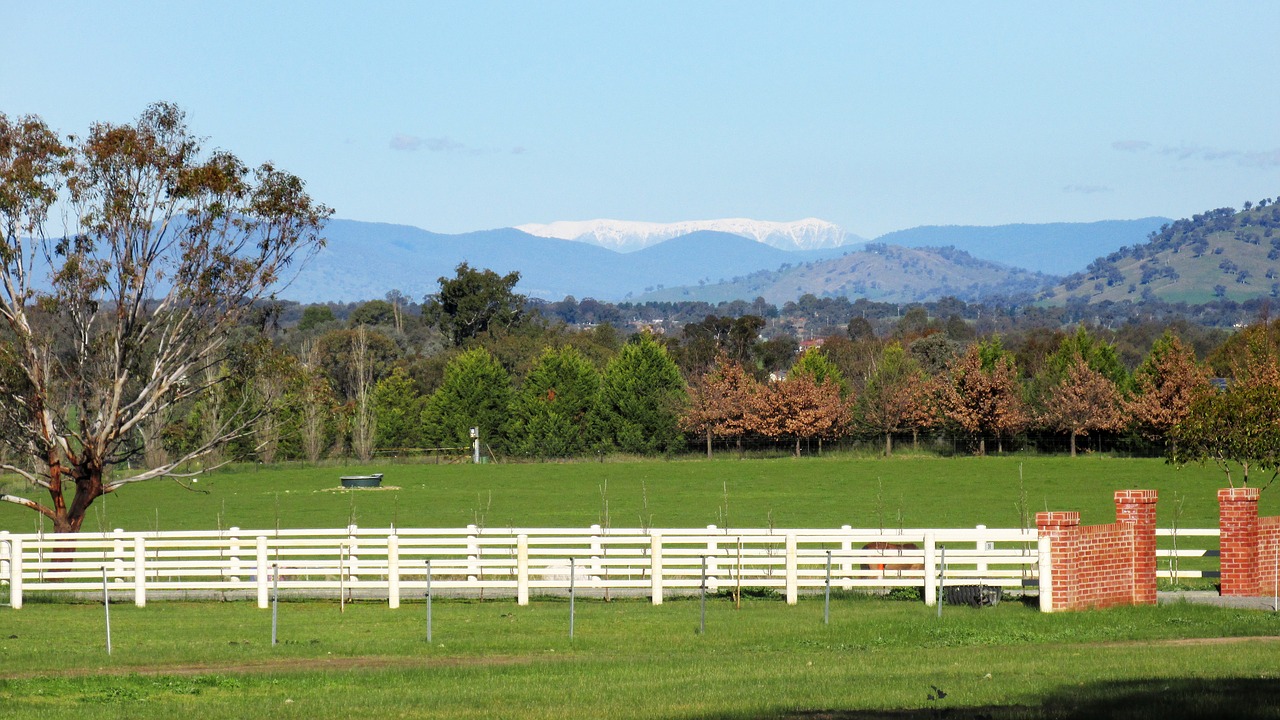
[0, 524, 1219, 613]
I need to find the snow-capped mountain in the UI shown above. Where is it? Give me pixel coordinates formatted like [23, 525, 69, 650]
[515, 218, 861, 253]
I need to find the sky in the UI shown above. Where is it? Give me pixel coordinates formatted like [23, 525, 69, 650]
[4, 1, 1279, 239]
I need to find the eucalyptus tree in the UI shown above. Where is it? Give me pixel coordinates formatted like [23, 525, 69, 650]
[0, 104, 330, 532]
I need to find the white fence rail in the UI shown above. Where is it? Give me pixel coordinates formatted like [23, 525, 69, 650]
[1, 525, 1042, 610]
[1156, 528, 1220, 582]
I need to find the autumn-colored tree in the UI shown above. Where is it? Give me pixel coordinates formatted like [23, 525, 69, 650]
[681, 353, 761, 458]
[859, 342, 926, 456]
[0, 104, 330, 532]
[1125, 332, 1212, 452]
[754, 375, 849, 458]
[1041, 355, 1124, 457]
[938, 342, 1027, 455]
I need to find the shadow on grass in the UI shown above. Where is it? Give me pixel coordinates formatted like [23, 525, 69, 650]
[705, 678, 1280, 719]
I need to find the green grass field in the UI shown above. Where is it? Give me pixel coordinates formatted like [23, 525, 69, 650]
[2, 454, 1270, 535]
[4, 455, 1278, 718]
[2, 596, 1279, 719]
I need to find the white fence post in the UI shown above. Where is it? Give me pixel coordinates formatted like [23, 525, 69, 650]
[466, 524, 478, 582]
[785, 534, 798, 605]
[923, 533, 937, 606]
[0, 531, 8, 583]
[1038, 535, 1054, 613]
[113, 528, 126, 582]
[517, 534, 529, 606]
[706, 525, 719, 593]
[8, 537, 21, 609]
[650, 534, 663, 605]
[387, 534, 400, 609]
[256, 536, 269, 609]
[229, 527, 241, 583]
[133, 536, 147, 607]
[347, 524, 360, 582]
[840, 525, 853, 590]
[975, 525, 988, 575]
[589, 524, 602, 581]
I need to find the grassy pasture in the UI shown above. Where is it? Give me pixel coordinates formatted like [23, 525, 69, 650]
[1, 455, 1271, 535]
[2, 597, 1280, 719]
[4, 455, 1279, 718]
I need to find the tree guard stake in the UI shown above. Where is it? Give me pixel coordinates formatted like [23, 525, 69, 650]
[102, 566, 112, 656]
[824, 550, 832, 626]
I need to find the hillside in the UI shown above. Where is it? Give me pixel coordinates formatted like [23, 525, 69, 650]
[876, 218, 1170, 275]
[632, 243, 1055, 305]
[1042, 201, 1280, 305]
[287, 221, 854, 303]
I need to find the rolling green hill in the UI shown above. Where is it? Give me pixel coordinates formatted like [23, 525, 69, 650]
[1044, 201, 1280, 305]
[634, 243, 1054, 304]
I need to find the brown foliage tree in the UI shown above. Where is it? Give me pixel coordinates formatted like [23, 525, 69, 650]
[1042, 355, 1124, 457]
[938, 344, 1027, 455]
[753, 375, 849, 457]
[681, 353, 761, 458]
[1125, 332, 1211, 451]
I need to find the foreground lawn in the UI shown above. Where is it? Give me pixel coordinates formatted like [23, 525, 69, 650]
[0, 455, 1265, 535]
[2, 597, 1279, 719]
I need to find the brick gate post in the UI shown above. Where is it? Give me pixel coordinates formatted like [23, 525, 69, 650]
[1115, 490, 1158, 605]
[1218, 487, 1260, 596]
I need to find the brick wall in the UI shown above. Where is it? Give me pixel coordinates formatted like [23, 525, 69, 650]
[1219, 487, 1280, 597]
[1036, 490, 1157, 612]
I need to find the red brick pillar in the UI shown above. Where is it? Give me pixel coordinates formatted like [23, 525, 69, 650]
[1036, 511, 1081, 612]
[1115, 490, 1158, 605]
[1219, 487, 1260, 596]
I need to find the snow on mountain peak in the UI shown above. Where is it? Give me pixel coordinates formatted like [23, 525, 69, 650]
[515, 218, 858, 252]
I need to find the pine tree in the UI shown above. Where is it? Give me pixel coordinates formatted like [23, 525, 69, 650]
[507, 346, 601, 458]
[422, 348, 512, 454]
[594, 334, 686, 454]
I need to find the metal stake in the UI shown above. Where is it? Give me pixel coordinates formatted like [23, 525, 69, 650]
[271, 564, 279, 646]
[569, 557, 576, 639]
[937, 547, 946, 619]
[426, 560, 433, 642]
[824, 550, 832, 626]
[102, 567, 112, 655]
[699, 555, 707, 635]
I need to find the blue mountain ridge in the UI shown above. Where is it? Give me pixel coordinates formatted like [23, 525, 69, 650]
[283, 217, 1164, 304]
[286, 221, 856, 304]
[875, 218, 1170, 275]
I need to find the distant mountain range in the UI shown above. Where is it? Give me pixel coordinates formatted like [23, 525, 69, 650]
[282, 216, 1172, 305]
[516, 217, 860, 252]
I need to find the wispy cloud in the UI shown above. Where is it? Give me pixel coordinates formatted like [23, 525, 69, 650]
[390, 134, 423, 151]
[390, 134, 526, 157]
[1063, 184, 1111, 194]
[1241, 150, 1280, 169]
[1114, 139, 1280, 168]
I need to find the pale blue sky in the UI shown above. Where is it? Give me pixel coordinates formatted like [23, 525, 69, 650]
[5, 1, 1278, 238]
